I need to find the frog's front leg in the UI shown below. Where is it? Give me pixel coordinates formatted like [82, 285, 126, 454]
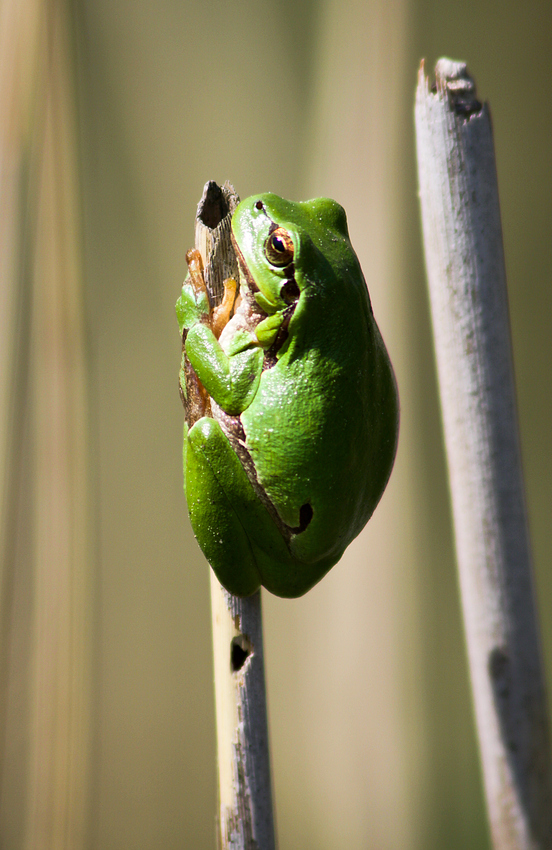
[177, 252, 244, 422]
[185, 324, 263, 415]
[177, 249, 238, 339]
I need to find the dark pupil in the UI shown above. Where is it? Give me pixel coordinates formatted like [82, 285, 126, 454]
[272, 235, 285, 253]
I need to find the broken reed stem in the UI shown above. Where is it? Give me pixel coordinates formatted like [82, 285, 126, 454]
[210, 577, 275, 850]
[415, 59, 552, 850]
[193, 182, 276, 850]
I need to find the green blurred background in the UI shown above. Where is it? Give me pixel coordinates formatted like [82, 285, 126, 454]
[1, 0, 551, 847]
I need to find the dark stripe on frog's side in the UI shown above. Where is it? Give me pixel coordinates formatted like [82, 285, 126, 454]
[213, 405, 313, 544]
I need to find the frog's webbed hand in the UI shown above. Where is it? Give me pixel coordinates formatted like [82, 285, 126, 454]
[212, 277, 238, 339]
[183, 249, 238, 338]
[185, 322, 262, 416]
[176, 249, 211, 334]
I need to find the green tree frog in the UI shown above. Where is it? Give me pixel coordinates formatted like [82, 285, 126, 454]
[176, 193, 399, 598]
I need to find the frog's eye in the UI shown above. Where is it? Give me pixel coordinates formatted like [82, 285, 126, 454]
[265, 227, 294, 267]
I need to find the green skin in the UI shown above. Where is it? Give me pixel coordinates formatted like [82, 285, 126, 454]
[176, 194, 399, 598]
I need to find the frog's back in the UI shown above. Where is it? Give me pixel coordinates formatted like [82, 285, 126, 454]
[240, 238, 398, 570]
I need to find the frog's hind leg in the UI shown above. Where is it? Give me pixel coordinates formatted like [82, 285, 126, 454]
[185, 418, 262, 596]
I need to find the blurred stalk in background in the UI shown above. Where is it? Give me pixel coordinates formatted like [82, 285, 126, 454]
[0, 0, 91, 847]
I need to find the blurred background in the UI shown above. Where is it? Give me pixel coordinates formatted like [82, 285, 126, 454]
[0, 0, 550, 847]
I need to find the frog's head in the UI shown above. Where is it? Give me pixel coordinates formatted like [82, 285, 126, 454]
[231, 193, 355, 316]
[231, 194, 304, 316]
